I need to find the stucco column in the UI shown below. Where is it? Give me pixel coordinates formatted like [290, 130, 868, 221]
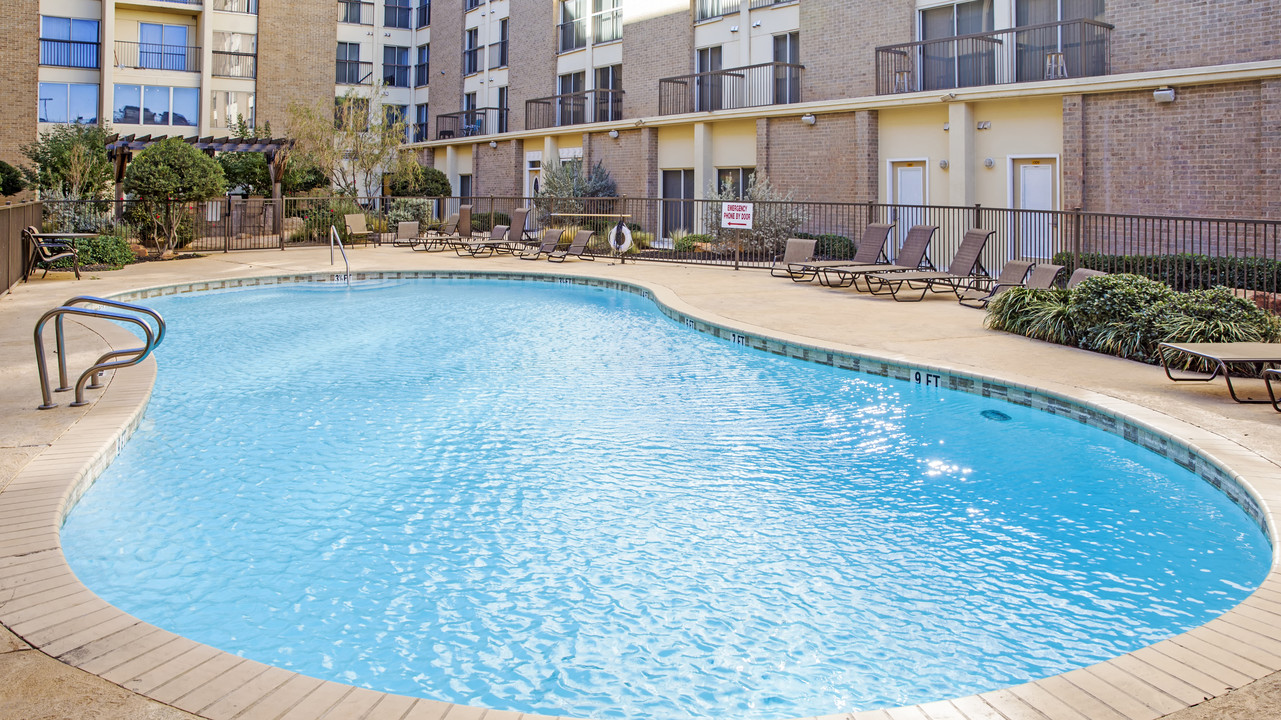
[947, 102, 975, 206]
[446, 144, 460, 194]
[693, 122, 714, 233]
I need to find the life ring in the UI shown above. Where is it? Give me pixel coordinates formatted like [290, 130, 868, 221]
[608, 223, 633, 254]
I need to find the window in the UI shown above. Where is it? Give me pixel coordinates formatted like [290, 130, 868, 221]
[560, 0, 587, 52]
[212, 0, 258, 12]
[716, 168, 755, 198]
[336, 42, 365, 84]
[139, 23, 190, 72]
[113, 84, 196, 126]
[463, 92, 477, 111]
[557, 71, 586, 125]
[594, 65, 622, 122]
[919, 0, 995, 89]
[458, 174, 472, 199]
[385, 104, 408, 141]
[385, 0, 411, 28]
[416, 0, 431, 27]
[496, 86, 508, 133]
[339, 1, 370, 24]
[415, 44, 431, 86]
[463, 29, 480, 75]
[773, 32, 800, 104]
[213, 32, 257, 78]
[465, 0, 484, 10]
[662, 169, 695, 238]
[696, 45, 723, 111]
[38, 83, 98, 124]
[593, 0, 622, 43]
[335, 97, 370, 130]
[384, 45, 410, 87]
[489, 19, 508, 69]
[414, 103, 429, 142]
[210, 91, 255, 128]
[1014, 0, 1107, 81]
[40, 16, 99, 68]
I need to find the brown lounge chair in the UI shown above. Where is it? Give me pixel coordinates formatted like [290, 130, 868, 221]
[23, 226, 81, 281]
[788, 223, 894, 283]
[1159, 342, 1281, 404]
[391, 221, 420, 248]
[769, 238, 817, 278]
[548, 229, 595, 262]
[958, 261, 1065, 308]
[454, 225, 511, 257]
[868, 228, 995, 302]
[1066, 267, 1107, 288]
[957, 259, 1034, 308]
[343, 213, 375, 246]
[1264, 368, 1281, 412]
[818, 224, 938, 290]
[520, 228, 563, 260]
[412, 213, 460, 251]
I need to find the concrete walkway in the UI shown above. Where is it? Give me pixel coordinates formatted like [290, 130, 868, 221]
[1, 247, 1280, 719]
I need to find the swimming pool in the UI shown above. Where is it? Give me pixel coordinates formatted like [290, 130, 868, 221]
[61, 277, 1271, 720]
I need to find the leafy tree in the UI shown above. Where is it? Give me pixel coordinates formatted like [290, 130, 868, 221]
[218, 115, 328, 195]
[124, 137, 227, 254]
[287, 83, 418, 197]
[702, 173, 808, 255]
[21, 123, 113, 200]
[389, 164, 451, 197]
[533, 159, 617, 225]
[0, 160, 23, 196]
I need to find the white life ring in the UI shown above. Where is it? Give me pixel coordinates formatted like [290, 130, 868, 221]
[608, 223, 633, 254]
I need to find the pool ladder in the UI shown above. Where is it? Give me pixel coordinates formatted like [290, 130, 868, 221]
[33, 296, 166, 410]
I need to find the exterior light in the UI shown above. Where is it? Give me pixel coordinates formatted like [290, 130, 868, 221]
[489, 140, 497, 148]
[608, 129, 619, 139]
[1153, 87, 1176, 103]
[801, 113, 816, 125]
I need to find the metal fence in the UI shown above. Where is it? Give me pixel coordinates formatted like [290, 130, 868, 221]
[1, 202, 43, 295]
[25, 196, 1281, 296]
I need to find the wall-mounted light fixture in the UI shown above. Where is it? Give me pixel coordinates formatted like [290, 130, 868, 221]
[489, 140, 498, 149]
[608, 129, 620, 139]
[752, 20, 762, 27]
[976, 121, 992, 130]
[1153, 87, 1176, 103]
[729, 25, 739, 32]
[939, 159, 949, 170]
[983, 157, 996, 169]
[939, 92, 956, 102]
[942, 122, 950, 131]
[801, 113, 817, 125]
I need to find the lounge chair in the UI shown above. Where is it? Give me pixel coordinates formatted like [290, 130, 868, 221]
[788, 224, 894, 283]
[1264, 368, 1281, 412]
[519, 228, 563, 260]
[505, 207, 533, 245]
[391, 221, 420, 248]
[769, 238, 817, 278]
[1025, 262, 1066, 289]
[1159, 342, 1281, 404]
[456, 204, 475, 238]
[957, 259, 1034, 308]
[412, 213, 459, 252]
[1066, 267, 1107, 288]
[818, 225, 937, 290]
[23, 226, 81, 281]
[454, 225, 511, 257]
[868, 228, 995, 302]
[548, 230, 595, 262]
[343, 213, 376, 246]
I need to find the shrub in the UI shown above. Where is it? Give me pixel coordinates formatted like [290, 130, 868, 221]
[674, 233, 713, 253]
[472, 211, 512, 232]
[50, 235, 136, 269]
[1146, 286, 1281, 372]
[22, 123, 113, 199]
[0, 160, 23, 196]
[986, 288, 1077, 345]
[797, 232, 854, 259]
[386, 198, 436, 230]
[1053, 251, 1281, 294]
[389, 165, 451, 197]
[124, 138, 226, 253]
[1068, 274, 1176, 361]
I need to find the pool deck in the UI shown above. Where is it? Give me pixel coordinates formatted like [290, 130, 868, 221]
[2, 246, 1281, 720]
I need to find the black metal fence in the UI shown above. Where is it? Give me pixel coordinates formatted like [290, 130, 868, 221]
[659, 62, 804, 115]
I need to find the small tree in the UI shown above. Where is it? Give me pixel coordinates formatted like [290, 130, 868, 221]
[22, 123, 113, 200]
[0, 160, 23, 196]
[389, 164, 451, 197]
[287, 84, 418, 197]
[124, 138, 226, 255]
[218, 115, 328, 196]
[533, 159, 617, 225]
[702, 173, 808, 256]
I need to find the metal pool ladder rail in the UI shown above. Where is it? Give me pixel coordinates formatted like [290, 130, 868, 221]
[33, 296, 166, 410]
[330, 224, 351, 287]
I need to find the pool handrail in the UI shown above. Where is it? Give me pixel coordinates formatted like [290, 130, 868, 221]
[330, 224, 351, 287]
[34, 296, 165, 410]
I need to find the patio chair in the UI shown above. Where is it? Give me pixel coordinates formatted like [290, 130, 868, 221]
[1159, 342, 1281, 404]
[1025, 262, 1066, 289]
[867, 228, 995, 302]
[769, 238, 817, 278]
[957, 259, 1034, 308]
[23, 226, 81, 281]
[343, 213, 375, 246]
[520, 228, 564, 261]
[391, 221, 420, 248]
[1264, 369, 1281, 412]
[457, 204, 475, 238]
[789, 224, 894, 283]
[506, 207, 533, 245]
[454, 225, 511, 258]
[548, 229, 595, 262]
[818, 225, 937, 290]
[412, 213, 459, 252]
[1066, 267, 1108, 288]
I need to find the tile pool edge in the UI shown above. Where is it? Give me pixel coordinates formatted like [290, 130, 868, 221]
[0, 268, 1278, 720]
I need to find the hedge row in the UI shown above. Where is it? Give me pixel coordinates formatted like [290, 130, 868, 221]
[1052, 252, 1281, 294]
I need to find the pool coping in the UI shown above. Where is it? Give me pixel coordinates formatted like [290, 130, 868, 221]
[2, 268, 1281, 720]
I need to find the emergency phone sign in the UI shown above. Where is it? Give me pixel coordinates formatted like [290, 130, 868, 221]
[721, 202, 754, 229]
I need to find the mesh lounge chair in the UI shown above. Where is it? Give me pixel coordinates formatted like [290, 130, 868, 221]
[343, 213, 375, 246]
[1066, 267, 1107, 288]
[769, 238, 817, 278]
[456, 204, 475, 238]
[789, 224, 894, 283]
[548, 229, 595, 262]
[505, 207, 533, 245]
[412, 214, 460, 252]
[391, 221, 420, 248]
[1160, 342, 1281, 404]
[868, 228, 995, 302]
[23, 226, 80, 281]
[818, 225, 937, 290]
[454, 225, 511, 257]
[520, 228, 564, 260]
[957, 259, 1034, 308]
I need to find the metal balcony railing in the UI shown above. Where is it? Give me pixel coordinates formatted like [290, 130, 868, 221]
[212, 51, 256, 78]
[658, 61, 802, 115]
[748, 0, 791, 8]
[526, 89, 624, 130]
[696, 0, 741, 21]
[40, 39, 99, 68]
[338, 1, 374, 25]
[114, 41, 201, 72]
[213, 0, 258, 12]
[558, 18, 587, 53]
[335, 60, 373, 85]
[436, 107, 509, 139]
[593, 8, 622, 43]
[875, 18, 1113, 94]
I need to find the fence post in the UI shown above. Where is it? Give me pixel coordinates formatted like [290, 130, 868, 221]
[973, 203, 982, 230]
[865, 201, 874, 229]
[1072, 206, 1083, 271]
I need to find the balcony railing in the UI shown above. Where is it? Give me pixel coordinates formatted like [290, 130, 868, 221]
[875, 18, 1113, 94]
[335, 60, 373, 85]
[593, 8, 622, 43]
[40, 39, 99, 68]
[658, 61, 802, 115]
[488, 40, 508, 69]
[213, 0, 258, 12]
[696, 0, 740, 21]
[114, 41, 201, 72]
[463, 47, 481, 75]
[558, 18, 586, 53]
[748, 0, 791, 8]
[413, 122, 430, 142]
[338, 1, 374, 25]
[212, 51, 256, 78]
[436, 107, 509, 139]
[526, 89, 624, 130]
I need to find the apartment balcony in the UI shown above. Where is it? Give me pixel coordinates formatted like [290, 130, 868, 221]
[212, 0, 258, 12]
[658, 62, 802, 115]
[40, 39, 99, 69]
[212, 51, 256, 78]
[335, 60, 373, 85]
[114, 41, 201, 72]
[338, 1, 374, 25]
[696, 0, 740, 21]
[526, 89, 624, 131]
[874, 18, 1113, 94]
[435, 107, 508, 140]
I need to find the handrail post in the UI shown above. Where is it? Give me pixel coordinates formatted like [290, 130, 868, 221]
[1072, 206, 1083, 271]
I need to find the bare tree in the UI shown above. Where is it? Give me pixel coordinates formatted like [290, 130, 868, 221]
[287, 83, 418, 197]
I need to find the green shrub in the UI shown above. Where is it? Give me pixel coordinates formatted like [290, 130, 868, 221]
[472, 211, 512, 232]
[48, 235, 137, 270]
[1053, 251, 1281, 294]
[797, 232, 854, 259]
[123, 202, 196, 250]
[986, 288, 1077, 345]
[1068, 274, 1175, 360]
[0, 160, 23, 196]
[386, 198, 436, 231]
[1146, 286, 1281, 372]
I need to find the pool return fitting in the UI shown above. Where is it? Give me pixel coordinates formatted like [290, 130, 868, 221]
[33, 296, 165, 410]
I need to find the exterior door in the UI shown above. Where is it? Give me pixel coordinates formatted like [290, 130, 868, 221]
[662, 169, 695, 240]
[889, 162, 926, 261]
[1014, 159, 1057, 259]
[526, 158, 541, 199]
[773, 32, 800, 104]
[696, 46, 722, 111]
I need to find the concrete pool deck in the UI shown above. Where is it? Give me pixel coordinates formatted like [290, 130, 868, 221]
[2, 246, 1281, 720]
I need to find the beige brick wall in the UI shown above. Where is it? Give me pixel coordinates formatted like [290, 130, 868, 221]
[429, 2, 464, 138]
[507, 2, 557, 132]
[1108, 1, 1281, 74]
[1, 0, 39, 171]
[622, 3, 692, 119]
[474, 138, 524, 197]
[582, 128, 653, 198]
[800, 0, 914, 102]
[257, 0, 334, 133]
[757, 111, 878, 204]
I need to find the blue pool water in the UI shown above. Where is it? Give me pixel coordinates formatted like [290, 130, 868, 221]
[62, 278, 1270, 720]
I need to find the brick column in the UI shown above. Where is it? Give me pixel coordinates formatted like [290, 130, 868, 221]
[1061, 94, 1085, 211]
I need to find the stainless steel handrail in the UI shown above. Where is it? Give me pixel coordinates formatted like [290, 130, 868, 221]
[34, 296, 166, 410]
[330, 224, 351, 287]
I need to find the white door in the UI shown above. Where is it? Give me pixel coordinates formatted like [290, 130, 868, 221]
[890, 162, 926, 262]
[1015, 160, 1056, 259]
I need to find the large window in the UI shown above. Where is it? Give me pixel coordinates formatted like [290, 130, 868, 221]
[557, 71, 586, 125]
[213, 32, 257, 78]
[415, 44, 431, 87]
[210, 91, 255, 128]
[336, 42, 365, 84]
[463, 28, 480, 75]
[595, 65, 622, 122]
[773, 32, 800, 104]
[559, 0, 587, 52]
[716, 167, 755, 198]
[919, 0, 995, 90]
[384, 45, 410, 87]
[414, 103, 429, 142]
[385, 0, 411, 29]
[139, 23, 191, 71]
[489, 18, 508, 69]
[38, 83, 98, 124]
[385, 104, 408, 141]
[114, 84, 197, 126]
[416, 0, 431, 27]
[40, 16, 99, 68]
[593, 0, 622, 43]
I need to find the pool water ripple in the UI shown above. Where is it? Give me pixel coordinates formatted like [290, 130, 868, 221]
[61, 279, 1269, 720]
